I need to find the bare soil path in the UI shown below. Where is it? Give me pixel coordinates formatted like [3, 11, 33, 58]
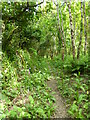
[47, 78, 68, 118]
[46, 63, 68, 118]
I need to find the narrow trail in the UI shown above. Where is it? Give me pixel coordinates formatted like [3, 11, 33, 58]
[46, 63, 68, 118]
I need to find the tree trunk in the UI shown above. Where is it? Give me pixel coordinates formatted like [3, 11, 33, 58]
[83, 0, 87, 55]
[66, 1, 75, 60]
[88, 1, 90, 63]
[56, 3, 64, 61]
[77, 0, 83, 59]
[59, 7, 67, 55]
[74, 3, 76, 41]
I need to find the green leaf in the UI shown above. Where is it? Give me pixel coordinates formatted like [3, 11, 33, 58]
[29, 96, 34, 104]
[78, 94, 87, 103]
[48, 110, 50, 118]
[36, 108, 45, 116]
[83, 102, 89, 109]
[80, 86, 85, 92]
[51, 97, 56, 102]
[68, 110, 74, 116]
[70, 102, 78, 112]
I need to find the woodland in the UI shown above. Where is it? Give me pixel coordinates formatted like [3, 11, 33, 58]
[0, 0, 90, 119]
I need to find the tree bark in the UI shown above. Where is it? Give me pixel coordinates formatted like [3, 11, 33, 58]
[83, 0, 87, 55]
[66, 1, 75, 60]
[77, 0, 83, 59]
[88, 1, 90, 62]
[59, 7, 67, 55]
[56, 3, 64, 61]
[74, 2, 76, 41]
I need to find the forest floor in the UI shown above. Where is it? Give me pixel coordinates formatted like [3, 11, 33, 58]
[46, 63, 68, 118]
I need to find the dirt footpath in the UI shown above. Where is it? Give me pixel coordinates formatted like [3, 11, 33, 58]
[46, 78, 68, 118]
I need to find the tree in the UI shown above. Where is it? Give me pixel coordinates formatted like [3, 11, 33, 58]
[77, 0, 83, 59]
[88, 1, 90, 64]
[59, 4, 67, 55]
[2, 1, 44, 52]
[66, 1, 75, 60]
[56, 2, 64, 60]
[83, 0, 87, 55]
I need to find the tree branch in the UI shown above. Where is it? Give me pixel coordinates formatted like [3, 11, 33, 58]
[23, 0, 44, 12]
[3, 1, 44, 21]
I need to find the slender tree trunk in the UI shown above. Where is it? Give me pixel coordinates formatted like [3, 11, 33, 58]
[59, 7, 67, 55]
[74, 18, 76, 34]
[66, 1, 75, 60]
[74, 3, 76, 41]
[56, 3, 64, 61]
[88, 1, 90, 63]
[83, 0, 87, 55]
[74, 8, 76, 42]
[77, 0, 83, 59]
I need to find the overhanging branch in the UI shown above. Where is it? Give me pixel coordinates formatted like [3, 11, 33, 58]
[3, 1, 44, 21]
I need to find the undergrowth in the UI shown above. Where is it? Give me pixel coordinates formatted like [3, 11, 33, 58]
[1, 50, 89, 119]
[0, 49, 55, 119]
[50, 54, 90, 119]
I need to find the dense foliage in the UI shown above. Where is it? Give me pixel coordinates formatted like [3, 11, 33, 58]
[1, 0, 90, 119]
